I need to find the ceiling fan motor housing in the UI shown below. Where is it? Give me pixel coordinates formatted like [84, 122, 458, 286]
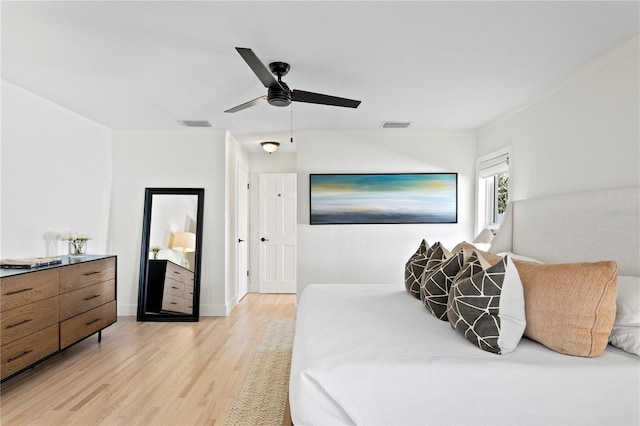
[268, 80, 292, 107]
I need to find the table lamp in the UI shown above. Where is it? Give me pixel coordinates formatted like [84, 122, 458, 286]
[171, 231, 196, 269]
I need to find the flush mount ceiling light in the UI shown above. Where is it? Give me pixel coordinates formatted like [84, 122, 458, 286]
[261, 141, 280, 154]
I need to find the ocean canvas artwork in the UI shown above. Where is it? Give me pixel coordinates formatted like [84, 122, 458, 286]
[310, 173, 457, 224]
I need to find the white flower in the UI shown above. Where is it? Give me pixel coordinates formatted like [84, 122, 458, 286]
[61, 232, 91, 242]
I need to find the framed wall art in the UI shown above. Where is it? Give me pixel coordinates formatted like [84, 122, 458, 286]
[310, 173, 458, 225]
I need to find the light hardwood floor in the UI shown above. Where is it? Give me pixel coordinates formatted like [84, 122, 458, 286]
[0, 293, 296, 425]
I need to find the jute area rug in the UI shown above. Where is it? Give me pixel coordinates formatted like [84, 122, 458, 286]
[224, 319, 295, 426]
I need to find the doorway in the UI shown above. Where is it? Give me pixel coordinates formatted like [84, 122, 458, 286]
[258, 173, 297, 293]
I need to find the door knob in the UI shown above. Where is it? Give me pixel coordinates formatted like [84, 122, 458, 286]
[238, 239, 245, 243]
[261, 237, 269, 242]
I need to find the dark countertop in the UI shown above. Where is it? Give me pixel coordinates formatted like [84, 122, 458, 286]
[0, 254, 115, 279]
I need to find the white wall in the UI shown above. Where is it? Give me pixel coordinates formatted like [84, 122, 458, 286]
[477, 37, 639, 201]
[1, 81, 112, 258]
[248, 153, 297, 292]
[110, 129, 227, 316]
[296, 130, 476, 295]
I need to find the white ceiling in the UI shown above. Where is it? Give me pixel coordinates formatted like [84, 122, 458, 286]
[2, 1, 638, 153]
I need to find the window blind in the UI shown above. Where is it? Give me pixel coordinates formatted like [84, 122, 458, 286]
[478, 152, 509, 178]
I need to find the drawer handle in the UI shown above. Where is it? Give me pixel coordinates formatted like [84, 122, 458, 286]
[84, 294, 100, 301]
[170, 302, 177, 305]
[84, 271, 101, 276]
[8, 349, 33, 363]
[171, 286, 179, 290]
[173, 271, 181, 275]
[5, 287, 33, 296]
[86, 318, 101, 326]
[6, 318, 33, 329]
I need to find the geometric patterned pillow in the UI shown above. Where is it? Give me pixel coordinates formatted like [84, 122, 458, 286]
[420, 251, 464, 320]
[450, 241, 476, 257]
[446, 250, 495, 321]
[447, 256, 526, 354]
[404, 239, 430, 299]
[451, 241, 503, 265]
[452, 250, 489, 283]
[424, 242, 451, 271]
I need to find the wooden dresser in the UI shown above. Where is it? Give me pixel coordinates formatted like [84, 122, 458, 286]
[0, 255, 116, 381]
[147, 260, 194, 315]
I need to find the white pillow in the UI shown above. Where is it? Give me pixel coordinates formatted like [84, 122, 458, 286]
[615, 276, 640, 327]
[609, 276, 640, 356]
[609, 325, 640, 356]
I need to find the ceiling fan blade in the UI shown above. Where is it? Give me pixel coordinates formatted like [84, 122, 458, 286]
[224, 95, 267, 113]
[291, 90, 361, 108]
[235, 47, 283, 90]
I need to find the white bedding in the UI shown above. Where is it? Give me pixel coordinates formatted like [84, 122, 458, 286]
[290, 283, 640, 425]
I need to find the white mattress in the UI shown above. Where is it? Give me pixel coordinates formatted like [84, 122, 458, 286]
[290, 283, 640, 426]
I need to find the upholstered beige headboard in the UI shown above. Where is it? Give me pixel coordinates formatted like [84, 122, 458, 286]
[490, 187, 640, 276]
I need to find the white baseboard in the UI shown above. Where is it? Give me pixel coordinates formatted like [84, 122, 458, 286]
[200, 303, 231, 316]
[117, 304, 137, 316]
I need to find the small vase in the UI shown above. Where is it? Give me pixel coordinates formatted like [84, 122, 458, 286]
[69, 240, 87, 258]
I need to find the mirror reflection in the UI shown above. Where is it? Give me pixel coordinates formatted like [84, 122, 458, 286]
[137, 188, 204, 322]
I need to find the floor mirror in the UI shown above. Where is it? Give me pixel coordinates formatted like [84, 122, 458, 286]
[137, 187, 204, 321]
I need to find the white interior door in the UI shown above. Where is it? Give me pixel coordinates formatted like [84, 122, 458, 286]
[237, 165, 249, 301]
[259, 173, 297, 293]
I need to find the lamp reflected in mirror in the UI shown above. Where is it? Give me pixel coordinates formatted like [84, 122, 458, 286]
[171, 231, 196, 269]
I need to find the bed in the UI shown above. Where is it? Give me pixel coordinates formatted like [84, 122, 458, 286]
[289, 187, 640, 425]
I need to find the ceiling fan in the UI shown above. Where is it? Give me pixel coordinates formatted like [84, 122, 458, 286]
[224, 47, 361, 113]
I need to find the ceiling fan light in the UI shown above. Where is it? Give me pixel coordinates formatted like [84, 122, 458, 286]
[261, 141, 280, 154]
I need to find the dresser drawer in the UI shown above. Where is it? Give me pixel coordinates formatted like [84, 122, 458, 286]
[59, 280, 116, 321]
[59, 258, 116, 293]
[1, 269, 59, 312]
[163, 278, 184, 297]
[1, 324, 59, 380]
[165, 261, 194, 285]
[1, 297, 59, 346]
[161, 295, 191, 314]
[60, 300, 116, 349]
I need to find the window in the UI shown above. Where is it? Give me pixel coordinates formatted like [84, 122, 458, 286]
[476, 148, 510, 234]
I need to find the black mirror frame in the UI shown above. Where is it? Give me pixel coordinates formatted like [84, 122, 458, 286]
[136, 187, 205, 322]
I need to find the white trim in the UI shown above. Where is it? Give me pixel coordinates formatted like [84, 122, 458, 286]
[475, 146, 512, 235]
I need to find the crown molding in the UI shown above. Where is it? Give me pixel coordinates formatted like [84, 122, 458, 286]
[479, 36, 639, 132]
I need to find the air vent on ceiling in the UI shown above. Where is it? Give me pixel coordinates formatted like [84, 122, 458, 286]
[381, 121, 411, 129]
[179, 120, 213, 127]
